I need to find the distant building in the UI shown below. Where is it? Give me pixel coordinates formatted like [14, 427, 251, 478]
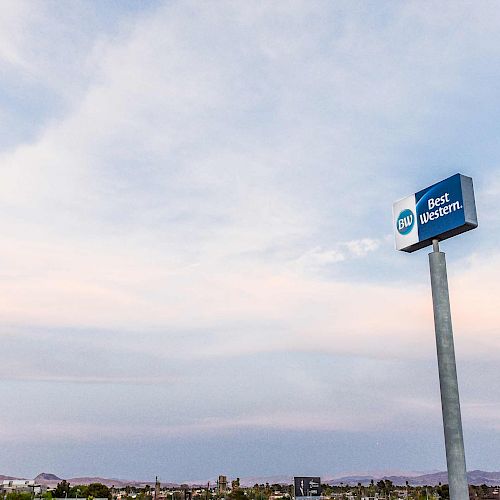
[217, 476, 227, 495]
[231, 479, 240, 491]
[1, 480, 44, 495]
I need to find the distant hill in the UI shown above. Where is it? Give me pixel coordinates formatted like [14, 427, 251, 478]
[327, 476, 379, 486]
[326, 470, 500, 487]
[66, 477, 177, 488]
[238, 476, 293, 487]
[467, 470, 500, 486]
[35, 473, 62, 482]
[31, 475, 158, 488]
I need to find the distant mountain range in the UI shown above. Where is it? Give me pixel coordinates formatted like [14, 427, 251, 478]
[326, 470, 500, 487]
[1, 471, 499, 488]
[1, 473, 163, 489]
[0, 475, 19, 482]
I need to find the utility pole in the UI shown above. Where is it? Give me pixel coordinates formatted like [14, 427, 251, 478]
[155, 477, 161, 500]
[429, 239, 469, 500]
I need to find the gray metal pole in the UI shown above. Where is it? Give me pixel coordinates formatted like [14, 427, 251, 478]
[428, 239, 469, 500]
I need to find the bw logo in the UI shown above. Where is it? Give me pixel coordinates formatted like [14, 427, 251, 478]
[397, 208, 415, 235]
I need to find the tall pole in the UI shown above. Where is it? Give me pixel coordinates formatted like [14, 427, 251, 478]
[429, 239, 469, 500]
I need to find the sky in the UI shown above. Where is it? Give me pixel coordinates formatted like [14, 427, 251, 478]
[1, 0, 500, 483]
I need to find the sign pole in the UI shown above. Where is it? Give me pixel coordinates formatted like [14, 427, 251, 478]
[429, 239, 469, 500]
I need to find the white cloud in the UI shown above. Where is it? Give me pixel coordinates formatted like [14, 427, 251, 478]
[1, 0, 499, 372]
[0, 1, 500, 458]
[294, 239, 380, 270]
[344, 238, 380, 257]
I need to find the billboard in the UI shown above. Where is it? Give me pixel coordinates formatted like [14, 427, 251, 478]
[294, 477, 321, 498]
[393, 173, 477, 252]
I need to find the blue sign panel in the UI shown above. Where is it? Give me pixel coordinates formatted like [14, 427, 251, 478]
[393, 174, 477, 252]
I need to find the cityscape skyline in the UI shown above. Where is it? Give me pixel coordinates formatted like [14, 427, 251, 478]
[3, 469, 500, 487]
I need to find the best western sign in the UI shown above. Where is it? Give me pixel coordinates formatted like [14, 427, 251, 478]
[393, 173, 478, 252]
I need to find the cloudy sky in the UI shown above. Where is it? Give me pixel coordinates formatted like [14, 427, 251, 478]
[1, 0, 500, 482]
